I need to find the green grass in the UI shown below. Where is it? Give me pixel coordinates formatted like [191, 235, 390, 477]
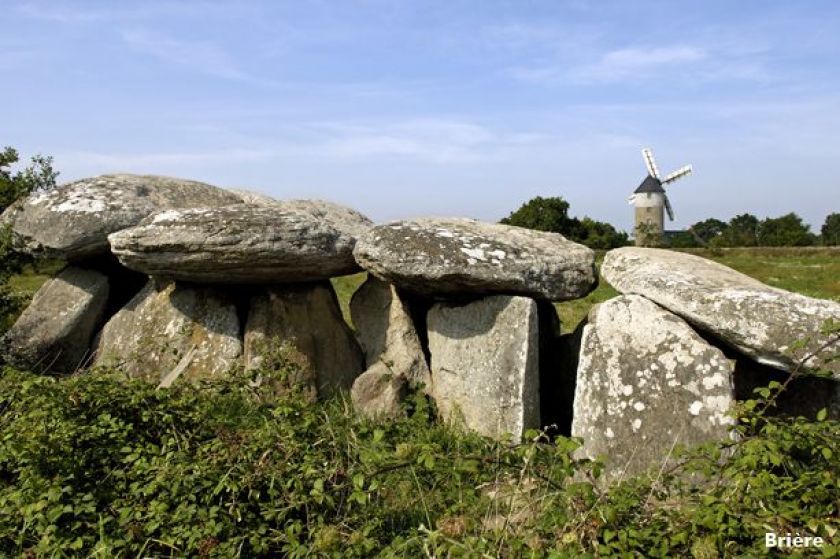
[5, 260, 63, 300]
[689, 247, 840, 301]
[330, 272, 367, 326]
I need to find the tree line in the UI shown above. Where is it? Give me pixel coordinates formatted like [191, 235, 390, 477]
[675, 212, 840, 248]
[501, 196, 840, 249]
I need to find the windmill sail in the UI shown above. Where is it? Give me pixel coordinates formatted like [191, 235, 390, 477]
[662, 165, 693, 185]
[664, 195, 675, 221]
[641, 148, 660, 178]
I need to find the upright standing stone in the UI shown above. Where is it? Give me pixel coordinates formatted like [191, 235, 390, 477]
[350, 361, 409, 419]
[94, 280, 242, 383]
[2, 267, 109, 373]
[572, 295, 736, 480]
[350, 275, 430, 386]
[244, 282, 364, 398]
[427, 295, 540, 441]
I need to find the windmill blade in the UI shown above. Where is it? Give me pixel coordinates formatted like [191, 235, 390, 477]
[641, 148, 660, 178]
[662, 164, 693, 185]
[664, 195, 675, 221]
[627, 194, 636, 205]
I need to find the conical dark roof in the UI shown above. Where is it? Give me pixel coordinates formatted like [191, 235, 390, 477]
[634, 175, 665, 194]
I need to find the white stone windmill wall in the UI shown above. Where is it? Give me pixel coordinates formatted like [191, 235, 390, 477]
[633, 191, 665, 242]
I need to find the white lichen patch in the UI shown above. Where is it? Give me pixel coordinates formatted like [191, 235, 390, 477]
[52, 195, 108, 213]
[688, 401, 703, 415]
[152, 209, 185, 224]
[701, 372, 727, 390]
[460, 247, 486, 261]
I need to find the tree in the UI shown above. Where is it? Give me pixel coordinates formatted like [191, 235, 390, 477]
[689, 218, 728, 245]
[665, 230, 700, 248]
[500, 196, 628, 249]
[576, 217, 629, 250]
[500, 196, 581, 237]
[821, 213, 840, 246]
[757, 213, 815, 247]
[1, 147, 57, 214]
[721, 213, 759, 247]
[0, 147, 58, 331]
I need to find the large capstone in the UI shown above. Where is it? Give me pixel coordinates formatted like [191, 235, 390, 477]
[2, 267, 109, 373]
[7, 174, 242, 261]
[602, 247, 840, 377]
[353, 218, 596, 300]
[94, 280, 242, 383]
[228, 190, 374, 240]
[427, 295, 541, 441]
[244, 282, 364, 398]
[350, 275, 430, 387]
[108, 205, 361, 283]
[571, 295, 736, 480]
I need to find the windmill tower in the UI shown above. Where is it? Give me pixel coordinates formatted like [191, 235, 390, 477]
[629, 148, 693, 246]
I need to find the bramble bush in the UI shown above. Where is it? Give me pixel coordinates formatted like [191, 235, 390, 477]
[1, 331, 838, 558]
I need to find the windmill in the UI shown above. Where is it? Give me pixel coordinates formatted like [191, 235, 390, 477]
[629, 147, 693, 246]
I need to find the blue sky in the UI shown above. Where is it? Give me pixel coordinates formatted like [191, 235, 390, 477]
[3, 0, 839, 232]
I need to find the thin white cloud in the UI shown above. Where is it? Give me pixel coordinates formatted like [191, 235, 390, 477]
[60, 147, 274, 171]
[14, 2, 238, 23]
[120, 28, 249, 81]
[312, 119, 498, 163]
[511, 45, 707, 84]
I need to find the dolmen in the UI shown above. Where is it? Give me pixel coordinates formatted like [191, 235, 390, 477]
[351, 218, 597, 437]
[1, 174, 367, 398]
[573, 248, 839, 479]
[3, 174, 838, 482]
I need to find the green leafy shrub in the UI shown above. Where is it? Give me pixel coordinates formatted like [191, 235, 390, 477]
[1, 336, 837, 557]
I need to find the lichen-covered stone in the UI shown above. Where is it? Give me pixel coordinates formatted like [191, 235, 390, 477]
[94, 280, 242, 383]
[427, 295, 540, 441]
[2, 267, 109, 373]
[350, 275, 430, 387]
[571, 295, 736, 480]
[353, 218, 596, 300]
[244, 282, 364, 398]
[108, 205, 360, 283]
[8, 174, 242, 261]
[351, 361, 408, 419]
[602, 247, 840, 377]
[228, 190, 374, 240]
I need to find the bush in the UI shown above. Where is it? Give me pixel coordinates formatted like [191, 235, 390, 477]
[501, 196, 629, 249]
[1, 335, 838, 558]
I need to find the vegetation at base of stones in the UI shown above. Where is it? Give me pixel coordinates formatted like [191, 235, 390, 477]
[501, 196, 629, 250]
[1, 331, 837, 558]
[0, 147, 58, 332]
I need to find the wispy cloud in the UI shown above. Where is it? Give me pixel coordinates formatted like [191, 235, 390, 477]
[510, 45, 707, 84]
[120, 28, 249, 81]
[60, 147, 275, 171]
[14, 2, 237, 23]
[311, 119, 498, 163]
